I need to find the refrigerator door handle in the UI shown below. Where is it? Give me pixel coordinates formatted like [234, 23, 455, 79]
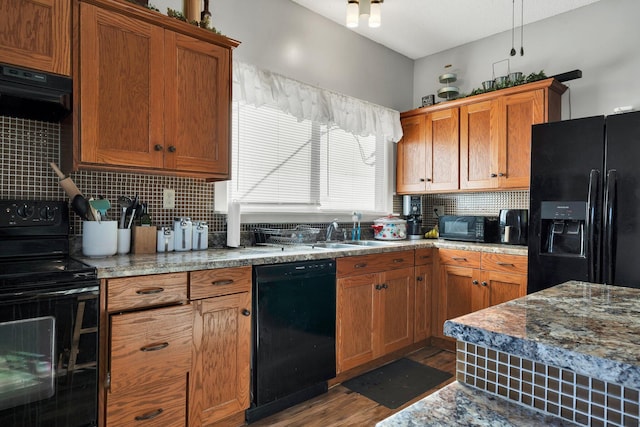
[603, 169, 618, 284]
[586, 169, 600, 282]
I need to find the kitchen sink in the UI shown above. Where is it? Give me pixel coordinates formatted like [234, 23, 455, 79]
[345, 240, 403, 247]
[308, 242, 355, 249]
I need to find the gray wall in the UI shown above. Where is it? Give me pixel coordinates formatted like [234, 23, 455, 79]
[413, 0, 640, 118]
[153, 0, 415, 111]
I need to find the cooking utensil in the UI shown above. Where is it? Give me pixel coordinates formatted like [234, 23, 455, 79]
[118, 196, 132, 229]
[71, 194, 91, 220]
[520, 0, 524, 56]
[88, 198, 101, 223]
[50, 162, 82, 199]
[126, 195, 139, 229]
[510, 0, 516, 56]
[89, 198, 110, 219]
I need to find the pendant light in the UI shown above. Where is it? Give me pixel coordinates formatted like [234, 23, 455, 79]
[369, 0, 382, 28]
[346, 0, 359, 28]
[345, 0, 383, 28]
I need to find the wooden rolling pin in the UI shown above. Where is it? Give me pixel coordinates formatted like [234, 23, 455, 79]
[50, 162, 82, 199]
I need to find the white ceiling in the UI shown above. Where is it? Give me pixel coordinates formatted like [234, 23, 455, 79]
[290, 0, 602, 60]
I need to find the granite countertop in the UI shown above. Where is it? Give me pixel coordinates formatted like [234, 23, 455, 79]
[444, 281, 640, 388]
[77, 239, 527, 279]
[376, 381, 578, 427]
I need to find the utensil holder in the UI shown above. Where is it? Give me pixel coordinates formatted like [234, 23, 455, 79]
[117, 228, 131, 255]
[132, 226, 157, 254]
[82, 221, 117, 257]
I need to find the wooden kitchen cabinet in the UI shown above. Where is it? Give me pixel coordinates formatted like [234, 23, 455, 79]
[399, 79, 566, 193]
[336, 251, 415, 373]
[189, 266, 252, 427]
[104, 272, 191, 427]
[414, 248, 434, 342]
[72, 0, 238, 179]
[435, 249, 526, 339]
[396, 108, 459, 193]
[0, 0, 71, 76]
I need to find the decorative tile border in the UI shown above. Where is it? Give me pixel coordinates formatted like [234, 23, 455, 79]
[456, 341, 640, 427]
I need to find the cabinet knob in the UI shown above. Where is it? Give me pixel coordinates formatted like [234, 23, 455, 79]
[472, 280, 479, 285]
[381, 283, 388, 289]
[498, 172, 506, 177]
[154, 144, 163, 151]
[241, 309, 251, 316]
[420, 178, 426, 182]
[168, 145, 177, 153]
[416, 276, 424, 281]
[481, 281, 488, 286]
[490, 173, 498, 178]
[426, 178, 432, 182]
[135, 408, 164, 421]
[375, 284, 382, 290]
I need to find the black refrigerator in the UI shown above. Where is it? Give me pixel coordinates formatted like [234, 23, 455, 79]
[528, 111, 640, 293]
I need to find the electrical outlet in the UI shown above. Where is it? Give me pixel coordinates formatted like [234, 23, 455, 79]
[163, 189, 176, 209]
[433, 205, 445, 219]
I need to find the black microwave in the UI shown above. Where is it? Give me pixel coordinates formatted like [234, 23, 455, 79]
[438, 215, 500, 243]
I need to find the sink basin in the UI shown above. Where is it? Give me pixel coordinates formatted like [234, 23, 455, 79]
[345, 240, 403, 247]
[308, 242, 355, 249]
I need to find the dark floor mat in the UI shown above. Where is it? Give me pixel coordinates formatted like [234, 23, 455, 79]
[342, 358, 452, 409]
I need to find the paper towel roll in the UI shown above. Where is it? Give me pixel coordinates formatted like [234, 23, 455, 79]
[227, 201, 241, 248]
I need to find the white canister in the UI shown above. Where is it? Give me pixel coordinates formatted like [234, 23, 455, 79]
[82, 220, 118, 257]
[173, 217, 192, 251]
[192, 221, 208, 250]
[157, 227, 175, 252]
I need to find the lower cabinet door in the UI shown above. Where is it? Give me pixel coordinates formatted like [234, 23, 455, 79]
[379, 267, 414, 355]
[336, 273, 377, 373]
[107, 375, 187, 427]
[190, 292, 251, 426]
[414, 264, 433, 342]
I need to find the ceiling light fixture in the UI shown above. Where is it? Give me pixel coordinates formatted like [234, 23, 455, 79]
[345, 0, 383, 29]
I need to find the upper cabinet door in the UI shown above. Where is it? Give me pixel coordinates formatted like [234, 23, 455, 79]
[460, 100, 499, 190]
[428, 107, 459, 192]
[499, 89, 544, 189]
[164, 32, 230, 177]
[396, 115, 429, 194]
[0, 0, 71, 75]
[79, 3, 164, 169]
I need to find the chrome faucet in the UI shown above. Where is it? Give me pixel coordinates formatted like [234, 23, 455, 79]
[326, 220, 339, 241]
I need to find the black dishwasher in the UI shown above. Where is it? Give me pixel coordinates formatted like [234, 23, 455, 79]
[246, 259, 336, 423]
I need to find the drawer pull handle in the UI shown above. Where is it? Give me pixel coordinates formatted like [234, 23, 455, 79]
[140, 342, 169, 352]
[354, 263, 368, 268]
[136, 287, 164, 295]
[452, 257, 467, 261]
[135, 408, 163, 421]
[241, 309, 251, 316]
[393, 258, 404, 263]
[420, 255, 431, 259]
[497, 262, 515, 267]
[212, 279, 234, 286]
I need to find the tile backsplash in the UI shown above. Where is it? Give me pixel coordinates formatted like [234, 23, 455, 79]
[2, 115, 529, 242]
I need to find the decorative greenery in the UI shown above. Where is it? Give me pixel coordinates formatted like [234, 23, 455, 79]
[461, 70, 547, 99]
[167, 8, 222, 35]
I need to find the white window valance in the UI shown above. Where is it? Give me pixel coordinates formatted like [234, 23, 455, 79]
[232, 61, 404, 142]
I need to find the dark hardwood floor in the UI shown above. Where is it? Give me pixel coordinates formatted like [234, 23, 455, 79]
[248, 346, 456, 427]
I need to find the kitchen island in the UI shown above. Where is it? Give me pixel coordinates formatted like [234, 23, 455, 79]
[377, 281, 640, 426]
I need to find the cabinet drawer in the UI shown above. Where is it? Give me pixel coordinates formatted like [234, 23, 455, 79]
[414, 248, 434, 265]
[110, 305, 191, 393]
[481, 253, 527, 275]
[438, 249, 481, 268]
[337, 250, 414, 277]
[107, 375, 186, 427]
[189, 266, 251, 300]
[107, 273, 187, 312]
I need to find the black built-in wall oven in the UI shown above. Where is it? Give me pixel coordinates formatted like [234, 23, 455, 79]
[0, 200, 99, 427]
